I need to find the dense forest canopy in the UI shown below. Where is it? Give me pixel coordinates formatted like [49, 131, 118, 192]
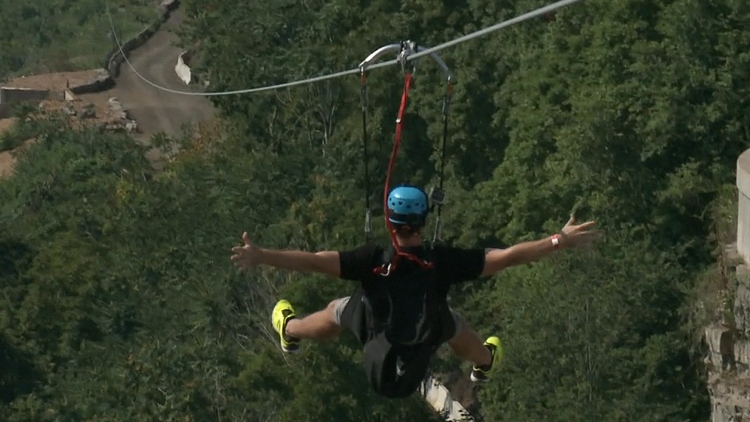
[1, 0, 749, 420]
[0, 0, 159, 78]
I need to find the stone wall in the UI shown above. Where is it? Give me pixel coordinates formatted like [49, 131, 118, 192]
[0, 89, 6, 118]
[738, 150, 750, 263]
[419, 374, 474, 422]
[104, 0, 179, 79]
[68, 69, 114, 95]
[1, 87, 49, 104]
[1, 0, 180, 110]
[706, 148, 750, 422]
[706, 265, 750, 422]
[0, 88, 50, 118]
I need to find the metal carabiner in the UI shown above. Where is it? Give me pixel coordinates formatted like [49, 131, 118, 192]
[377, 263, 392, 277]
[398, 40, 418, 74]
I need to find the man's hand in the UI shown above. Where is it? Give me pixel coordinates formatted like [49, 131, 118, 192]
[558, 214, 598, 248]
[480, 213, 600, 277]
[230, 232, 262, 272]
[229, 232, 342, 276]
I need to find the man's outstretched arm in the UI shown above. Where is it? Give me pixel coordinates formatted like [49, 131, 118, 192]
[480, 215, 598, 277]
[231, 232, 341, 277]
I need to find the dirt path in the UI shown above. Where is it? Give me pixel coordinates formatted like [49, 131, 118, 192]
[82, 7, 216, 165]
[1, 5, 215, 177]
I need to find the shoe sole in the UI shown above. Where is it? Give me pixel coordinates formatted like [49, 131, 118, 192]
[470, 373, 489, 383]
[281, 343, 300, 354]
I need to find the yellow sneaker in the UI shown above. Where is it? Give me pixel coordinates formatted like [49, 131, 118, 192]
[272, 300, 300, 354]
[470, 336, 503, 383]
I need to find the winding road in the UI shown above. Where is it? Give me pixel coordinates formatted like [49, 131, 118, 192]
[82, 7, 216, 164]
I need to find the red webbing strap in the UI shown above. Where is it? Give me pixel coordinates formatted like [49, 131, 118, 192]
[374, 73, 434, 275]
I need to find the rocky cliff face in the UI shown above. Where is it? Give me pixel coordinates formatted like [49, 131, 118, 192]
[706, 150, 750, 421]
[706, 245, 750, 422]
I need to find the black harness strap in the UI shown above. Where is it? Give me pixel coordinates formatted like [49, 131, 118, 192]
[360, 68, 372, 242]
[431, 79, 453, 244]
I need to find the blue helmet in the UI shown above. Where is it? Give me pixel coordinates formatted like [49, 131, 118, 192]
[387, 185, 429, 227]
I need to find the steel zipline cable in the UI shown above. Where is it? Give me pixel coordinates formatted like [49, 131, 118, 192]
[105, 0, 584, 97]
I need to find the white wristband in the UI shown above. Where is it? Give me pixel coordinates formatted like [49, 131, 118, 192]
[551, 234, 560, 248]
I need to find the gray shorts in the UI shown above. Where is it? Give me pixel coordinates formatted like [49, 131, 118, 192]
[331, 296, 464, 341]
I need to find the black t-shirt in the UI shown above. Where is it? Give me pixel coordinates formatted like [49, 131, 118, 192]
[338, 243, 486, 293]
[337, 243, 485, 345]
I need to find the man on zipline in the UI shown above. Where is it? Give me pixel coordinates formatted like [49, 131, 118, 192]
[231, 184, 598, 396]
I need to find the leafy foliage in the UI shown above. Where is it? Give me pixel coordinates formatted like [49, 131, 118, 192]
[2, 0, 750, 420]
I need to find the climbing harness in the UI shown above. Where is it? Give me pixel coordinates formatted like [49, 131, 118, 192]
[432, 72, 453, 245]
[358, 41, 454, 273]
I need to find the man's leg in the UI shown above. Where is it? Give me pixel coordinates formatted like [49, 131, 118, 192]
[285, 298, 347, 340]
[272, 298, 349, 353]
[447, 310, 503, 383]
[447, 312, 492, 366]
